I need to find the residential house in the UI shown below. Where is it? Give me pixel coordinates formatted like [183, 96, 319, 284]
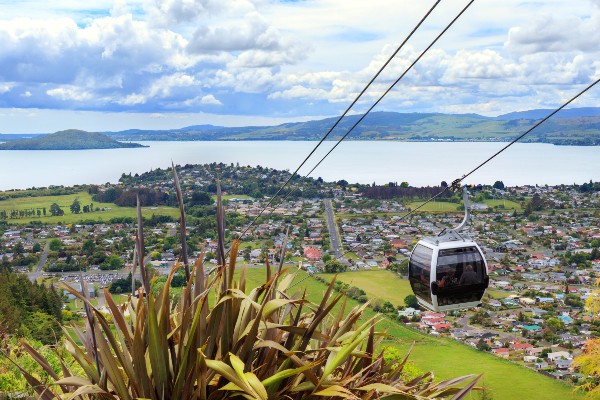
[492, 348, 510, 359]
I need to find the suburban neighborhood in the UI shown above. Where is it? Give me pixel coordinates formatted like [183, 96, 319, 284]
[1, 165, 600, 387]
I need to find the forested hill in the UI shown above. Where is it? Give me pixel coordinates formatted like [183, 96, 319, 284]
[0, 129, 146, 150]
[99, 108, 600, 146]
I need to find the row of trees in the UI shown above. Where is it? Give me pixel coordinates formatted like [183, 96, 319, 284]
[0, 208, 46, 219]
[0, 199, 95, 220]
[92, 187, 173, 207]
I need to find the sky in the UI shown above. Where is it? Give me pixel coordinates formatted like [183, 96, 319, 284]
[0, 0, 599, 133]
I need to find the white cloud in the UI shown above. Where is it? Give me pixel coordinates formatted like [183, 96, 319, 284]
[441, 50, 521, 83]
[147, 0, 247, 25]
[0, 83, 13, 94]
[187, 12, 286, 53]
[506, 14, 600, 55]
[200, 94, 222, 105]
[146, 73, 197, 98]
[0, 0, 598, 123]
[117, 93, 147, 105]
[47, 86, 92, 101]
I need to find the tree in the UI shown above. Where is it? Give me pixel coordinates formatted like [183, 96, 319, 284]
[476, 339, 491, 352]
[70, 198, 81, 214]
[189, 191, 213, 206]
[99, 255, 125, 271]
[24, 311, 61, 345]
[470, 310, 492, 326]
[109, 272, 141, 294]
[13, 242, 24, 256]
[49, 238, 62, 252]
[404, 294, 419, 309]
[493, 181, 505, 190]
[32, 242, 42, 253]
[82, 239, 95, 257]
[388, 260, 409, 275]
[49, 203, 64, 216]
[324, 260, 346, 273]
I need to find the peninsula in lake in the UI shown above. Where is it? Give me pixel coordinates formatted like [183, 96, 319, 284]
[0, 130, 147, 150]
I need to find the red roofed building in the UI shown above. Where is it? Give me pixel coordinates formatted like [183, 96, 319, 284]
[390, 239, 408, 248]
[510, 343, 534, 352]
[431, 323, 452, 332]
[422, 317, 445, 326]
[492, 348, 510, 358]
[303, 247, 322, 261]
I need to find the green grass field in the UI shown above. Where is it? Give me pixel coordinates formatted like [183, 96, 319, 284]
[217, 194, 253, 201]
[320, 270, 412, 307]
[484, 199, 522, 211]
[237, 267, 581, 400]
[0, 191, 179, 224]
[407, 201, 461, 212]
[406, 199, 522, 213]
[486, 289, 512, 299]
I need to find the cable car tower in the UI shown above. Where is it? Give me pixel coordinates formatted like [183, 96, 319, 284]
[408, 186, 489, 312]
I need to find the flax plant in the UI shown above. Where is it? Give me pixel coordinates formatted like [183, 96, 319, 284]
[11, 181, 481, 399]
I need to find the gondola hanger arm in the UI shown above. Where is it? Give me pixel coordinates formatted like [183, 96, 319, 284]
[453, 185, 470, 232]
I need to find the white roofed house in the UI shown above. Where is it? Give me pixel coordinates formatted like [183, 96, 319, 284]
[547, 351, 572, 362]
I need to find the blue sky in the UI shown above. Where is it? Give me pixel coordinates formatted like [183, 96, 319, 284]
[0, 0, 599, 133]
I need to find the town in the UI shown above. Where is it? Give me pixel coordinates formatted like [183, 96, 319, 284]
[1, 164, 599, 388]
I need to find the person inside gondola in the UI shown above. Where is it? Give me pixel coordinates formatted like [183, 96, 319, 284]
[458, 264, 478, 285]
[438, 270, 457, 288]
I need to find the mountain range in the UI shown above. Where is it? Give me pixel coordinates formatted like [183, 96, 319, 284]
[1, 107, 599, 146]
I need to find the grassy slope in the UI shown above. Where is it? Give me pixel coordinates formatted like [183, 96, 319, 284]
[0, 191, 179, 224]
[241, 267, 580, 400]
[321, 270, 413, 307]
[407, 199, 522, 213]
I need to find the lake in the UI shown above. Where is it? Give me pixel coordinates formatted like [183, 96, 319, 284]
[1, 141, 599, 190]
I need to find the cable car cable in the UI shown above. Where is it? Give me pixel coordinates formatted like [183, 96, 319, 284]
[234, 0, 445, 241]
[452, 76, 600, 187]
[272, 0, 475, 222]
[304, 0, 476, 178]
[240, 0, 475, 248]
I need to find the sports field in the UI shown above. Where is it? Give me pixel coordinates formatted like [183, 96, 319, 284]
[407, 199, 522, 213]
[0, 190, 179, 224]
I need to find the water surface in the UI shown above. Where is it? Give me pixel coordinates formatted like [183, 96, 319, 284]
[0, 141, 598, 190]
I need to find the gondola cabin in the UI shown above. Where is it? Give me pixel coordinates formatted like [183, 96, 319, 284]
[408, 230, 489, 312]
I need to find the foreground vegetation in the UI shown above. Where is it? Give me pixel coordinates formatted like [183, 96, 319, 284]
[3, 175, 483, 399]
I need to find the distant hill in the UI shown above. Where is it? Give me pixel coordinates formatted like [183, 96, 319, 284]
[0, 130, 147, 150]
[4, 107, 600, 147]
[101, 108, 600, 146]
[496, 107, 600, 120]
